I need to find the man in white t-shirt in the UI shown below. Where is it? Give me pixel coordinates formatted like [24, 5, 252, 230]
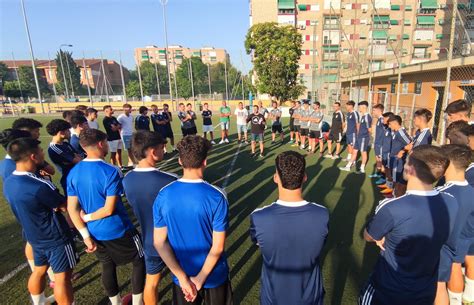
[234, 102, 249, 144]
[117, 103, 136, 167]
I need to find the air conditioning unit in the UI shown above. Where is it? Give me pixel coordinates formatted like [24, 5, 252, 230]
[461, 43, 472, 56]
[299, 25, 306, 30]
[362, 8, 368, 13]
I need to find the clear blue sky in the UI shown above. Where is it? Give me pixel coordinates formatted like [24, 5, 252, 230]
[0, 0, 251, 72]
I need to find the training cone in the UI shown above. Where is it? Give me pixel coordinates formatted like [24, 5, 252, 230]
[381, 188, 393, 195]
[375, 178, 386, 185]
[122, 293, 132, 305]
[377, 184, 388, 189]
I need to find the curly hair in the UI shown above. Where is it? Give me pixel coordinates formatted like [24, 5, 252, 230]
[0, 129, 32, 149]
[275, 151, 306, 190]
[177, 135, 211, 169]
[46, 119, 71, 136]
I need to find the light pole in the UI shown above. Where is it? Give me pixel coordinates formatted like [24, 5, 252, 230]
[20, 0, 44, 113]
[160, 0, 174, 106]
[59, 44, 72, 99]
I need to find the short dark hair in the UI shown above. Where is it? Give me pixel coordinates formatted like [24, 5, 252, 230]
[75, 105, 88, 112]
[407, 145, 449, 184]
[204, 103, 209, 106]
[70, 115, 88, 128]
[388, 114, 402, 125]
[151, 104, 157, 108]
[446, 120, 470, 145]
[446, 99, 471, 117]
[132, 130, 167, 161]
[358, 101, 369, 107]
[177, 135, 211, 169]
[71, 110, 85, 118]
[0, 129, 32, 149]
[12, 118, 42, 131]
[62, 110, 72, 120]
[346, 100, 355, 107]
[334, 102, 341, 106]
[382, 111, 394, 118]
[314, 101, 321, 107]
[441, 144, 473, 171]
[123, 103, 132, 109]
[179, 103, 184, 107]
[373, 104, 384, 111]
[46, 119, 71, 136]
[86, 108, 98, 115]
[414, 108, 433, 122]
[275, 151, 306, 190]
[139, 106, 148, 114]
[186, 103, 192, 107]
[254, 105, 259, 109]
[163, 103, 169, 107]
[7, 138, 41, 162]
[103, 105, 112, 111]
[79, 128, 108, 148]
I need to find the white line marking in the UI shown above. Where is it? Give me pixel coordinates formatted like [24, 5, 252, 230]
[222, 142, 242, 190]
[0, 263, 27, 285]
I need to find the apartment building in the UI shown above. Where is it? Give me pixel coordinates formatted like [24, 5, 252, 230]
[249, 0, 474, 100]
[134, 45, 228, 73]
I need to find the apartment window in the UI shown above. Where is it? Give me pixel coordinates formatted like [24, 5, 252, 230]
[402, 81, 409, 94]
[415, 81, 422, 94]
[413, 47, 428, 58]
[391, 82, 396, 93]
[323, 16, 339, 29]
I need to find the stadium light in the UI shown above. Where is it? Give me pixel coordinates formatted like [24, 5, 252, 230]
[160, 0, 174, 107]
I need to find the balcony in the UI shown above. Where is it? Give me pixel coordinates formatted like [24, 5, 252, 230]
[417, 8, 437, 15]
[413, 52, 431, 59]
[323, 24, 339, 30]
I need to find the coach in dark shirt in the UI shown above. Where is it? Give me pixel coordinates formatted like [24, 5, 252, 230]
[250, 151, 329, 305]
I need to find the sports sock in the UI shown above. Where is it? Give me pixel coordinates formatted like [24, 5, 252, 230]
[346, 161, 353, 168]
[28, 259, 35, 272]
[464, 277, 474, 301]
[109, 294, 120, 305]
[448, 289, 462, 305]
[46, 267, 55, 282]
[347, 153, 352, 160]
[132, 293, 143, 305]
[31, 292, 45, 305]
[360, 164, 365, 171]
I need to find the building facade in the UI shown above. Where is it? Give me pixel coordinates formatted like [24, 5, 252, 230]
[249, 0, 474, 101]
[134, 45, 229, 73]
[1, 59, 129, 96]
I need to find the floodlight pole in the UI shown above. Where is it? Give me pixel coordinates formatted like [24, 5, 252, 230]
[160, 0, 174, 107]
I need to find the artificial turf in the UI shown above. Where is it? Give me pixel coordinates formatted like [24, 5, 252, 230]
[0, 113, 382, 304]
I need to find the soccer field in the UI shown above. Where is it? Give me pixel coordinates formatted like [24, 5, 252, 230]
[0, 114, 381, 304]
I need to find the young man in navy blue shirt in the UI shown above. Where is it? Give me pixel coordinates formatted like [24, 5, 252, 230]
[344, 100, 359, 162]
[434, 145, 474, 305]
[341, 101, 372, 173]
[135, 106, 151, 131]
[46, 119, 83, 195]
[69, 114, 89, 158]
[123, 130, 178, 305]
[153, 135, 232, 305]
[410, 108, 433, 149]
[4, 138, 78, 305]
[387, 115, 412, 197]
[371, 104, 385, 178]
[0, 129, 31, 181]
[361, 145, 458, 305]
[66, 129, 145, 305]
[250, 151, 329, 305]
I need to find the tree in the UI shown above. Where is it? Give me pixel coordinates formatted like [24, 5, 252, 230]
[3, 81, 22, 98]
[245, 22, 305, 101]
[55, 50, 83, 96]
[175, 58, 208, 100]
[0, 61, 8, 83]
[128, 61, 169, 97]
[125, 80, 141, 99]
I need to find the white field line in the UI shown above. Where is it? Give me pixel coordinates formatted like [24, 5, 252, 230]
[0, 263, 27, 286]
[222, 142, 242, 190]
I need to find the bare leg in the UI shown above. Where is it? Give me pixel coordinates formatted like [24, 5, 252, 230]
[449, 263, 464, 293]
[144, 273, 162, 305]
[335, 142, 341, 156]
[259, 141, 264, 154]
[53, 270, 74, 305]
[434, 282, 449, 305]
[251, 141, 256, 153]
[116, 149, 123, 167]
[28, 265, 47, 296]
[110, 152, 117, 165]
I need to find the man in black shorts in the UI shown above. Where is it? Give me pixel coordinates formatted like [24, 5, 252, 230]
[269, 101, 284, 144]
[298, 100, 312, 150]
[291, 101, 302, 147]
[324, 102, 345, 160]
[247, 105, 266, 158]
[289, 101, 297, 144]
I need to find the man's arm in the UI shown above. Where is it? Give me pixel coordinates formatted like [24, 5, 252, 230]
[190, 231, 226, 291]
[154, 227, 197, 300]
[364, 229, 385, 251]
[81, 195, 118, 221]
[67, 196, 97, 253]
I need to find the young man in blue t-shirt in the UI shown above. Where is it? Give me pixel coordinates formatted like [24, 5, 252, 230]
[69, 114, 89, 158]
[250, 151, 329, 305]
[344, 100, 359, 162]
[46, 119, 83, 195]
[0, 128, 31, 180]
[371, 104, 385, 178]
[361, 145, 458, 305]
[123, 131, 178, 305]
[341, 101, 372, 173]
[410, 108, 433, 149]
[434, 145, 474, 305]
[66, 129, 145, 305]
[4, 138, 78, 305]
[153, 135, 232, 305]
[135, 106, 151, 131]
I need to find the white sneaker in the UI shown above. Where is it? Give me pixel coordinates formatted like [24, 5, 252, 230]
[211, 140, 216, 145]
[332, 155, 341, 160]
[359, 168, 366, 174]
[323, 154, 333, 159]
[219, 140, 225, 144]
[339, 166, 352, 172]
[300, 145, 305, 150]
[224, 138, 229, 143]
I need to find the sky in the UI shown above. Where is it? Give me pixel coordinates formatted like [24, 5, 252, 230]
[0, 0, 252, 72]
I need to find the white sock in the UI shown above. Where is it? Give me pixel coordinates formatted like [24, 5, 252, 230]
[132, 293, 143, 305]
[28, 259, 35, 272]
[448, 289, 463, 305]
[31, 293, 45, 305]
[45, 294, 55, 304]
[465, 276, 474, 301]
[346, 161, 353, 168]
[347, 154, 352, 160]
[46, 267, 55, 282]
[109, 294, 120, 305]
[360, 164, 365, 171]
